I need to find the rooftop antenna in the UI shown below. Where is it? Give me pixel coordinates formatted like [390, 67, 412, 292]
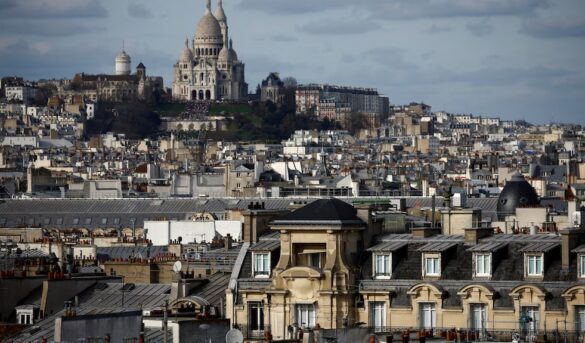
[122, 40, 125, 52]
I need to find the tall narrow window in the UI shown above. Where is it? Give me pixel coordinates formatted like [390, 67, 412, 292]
[296, 304, 316, 329]
[521, 306, 539, 338]
[470, 304, 486, 330]
[249, 302, 264, 334]
[369, 302, 386, 331]
[374, 254, 391, 278]
[579, 255, 585, 277]
[420, 303, 436, 329]
[576, 306, 585, 338]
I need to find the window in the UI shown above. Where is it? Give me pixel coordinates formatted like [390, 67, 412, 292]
[475, 254, 491, 277]
[374, 254, 391, 278]
[84, 218, 92, 225]
[420, 303, 436, 329]
[308, 253, 322, 268]
[72, 218, 80, 225]
[254, 252, 270, 277]
[424, 256, 440, 276]
[101, 218, 108, 226]
[580, 255, 585, 278]
[470, 304, 486, 330]
[576, 306, 585, 337]
[521, 306, 539, 337]
[249, 302, 264, 333]
[526, 255, 543, 276]
[296, 304, 316, 329]
[369, 302, 386, 331]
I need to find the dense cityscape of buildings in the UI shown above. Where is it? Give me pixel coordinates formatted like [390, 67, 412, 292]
[1, 1, 585, 343]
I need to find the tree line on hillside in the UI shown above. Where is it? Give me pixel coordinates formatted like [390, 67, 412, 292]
[85, 101, 161, 139]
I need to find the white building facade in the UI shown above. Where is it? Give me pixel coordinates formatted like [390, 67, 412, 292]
[172, 0, 247, 101]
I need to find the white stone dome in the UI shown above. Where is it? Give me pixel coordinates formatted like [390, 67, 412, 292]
[195, 0, 223, 45]
[218, 46, 230, 61]
[180, 39, 193, 61]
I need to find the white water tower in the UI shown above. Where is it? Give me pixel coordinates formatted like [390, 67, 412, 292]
[115, 50, 131, 75]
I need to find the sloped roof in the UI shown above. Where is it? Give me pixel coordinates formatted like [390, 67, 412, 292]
[271, 198, 365, 226]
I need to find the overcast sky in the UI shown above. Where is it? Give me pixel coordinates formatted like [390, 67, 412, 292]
[0, 0, 584, 124]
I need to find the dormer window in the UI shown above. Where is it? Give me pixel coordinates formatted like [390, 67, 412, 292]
[373, 254, 391, 279]
[253, 252, 270, 278]
[580, 255, 585, 278]
[526, 254, 543, 277]
[423, 254, 441, 277]
[520, 242, 559, 279]
[474, 253, 491, 277]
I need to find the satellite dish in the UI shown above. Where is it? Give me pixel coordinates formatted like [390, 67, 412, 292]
[225, 329, 244, 343]
[172, 260, 182, 273]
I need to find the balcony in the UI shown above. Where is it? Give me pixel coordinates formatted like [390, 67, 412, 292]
[241, 324, 271, 340]
[319, 326, 584, 343]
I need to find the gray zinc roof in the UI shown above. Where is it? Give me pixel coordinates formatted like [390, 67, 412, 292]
[418, 241, 459, 252]
[367, 241, 409, 252]
[519, 241, 560, 253]
[467, 241, 508, 252]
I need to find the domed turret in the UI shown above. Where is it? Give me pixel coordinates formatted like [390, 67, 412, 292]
[195, 0, 223, 47]
[215, 0, 227, 23]
[115, 50, 131, 76]
[497, 172, 540, 220]
[180, 37, 194, 61]
[228, 38, 238, 61]
[218, 45, 230, 62]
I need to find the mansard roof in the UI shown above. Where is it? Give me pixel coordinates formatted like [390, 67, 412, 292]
[272, 198, 365, 226]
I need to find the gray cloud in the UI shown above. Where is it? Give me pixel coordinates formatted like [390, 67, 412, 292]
[239, 0, 548, 19]
[237, 0, 340, 15]
[425, 24, 453, 34]
[271, 34, 297, 42]
[520, 18, 585, 38]
[0, 0, 107, 18]
[299, 18, 381, 35]
[466, 19, 494, 36]
[128, 2, 153, 19]
[0, 22, 105, 37]
[0, 40, 110, 78]
[367, 47, 418, 70]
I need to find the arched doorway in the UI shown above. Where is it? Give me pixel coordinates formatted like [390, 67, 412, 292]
[205, 90, 211, 100]
[191, 90, 197, 100]
[198, 90, 204, 100]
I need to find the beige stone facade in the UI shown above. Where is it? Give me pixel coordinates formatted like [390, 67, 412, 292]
[229, 200, 585, 342]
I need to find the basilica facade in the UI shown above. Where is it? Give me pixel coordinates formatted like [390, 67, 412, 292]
[172, 0, 247, 101]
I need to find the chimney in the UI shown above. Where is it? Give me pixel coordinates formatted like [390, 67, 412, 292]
[242, 209, 285, 244]
[411, 227, 441, 238]
[560, 227, 583, 270]
[463, 227, 494, 245]
[224, 234, 233, 251]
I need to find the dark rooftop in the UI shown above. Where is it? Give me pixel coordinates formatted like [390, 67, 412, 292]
[272, 198, 364, 226]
